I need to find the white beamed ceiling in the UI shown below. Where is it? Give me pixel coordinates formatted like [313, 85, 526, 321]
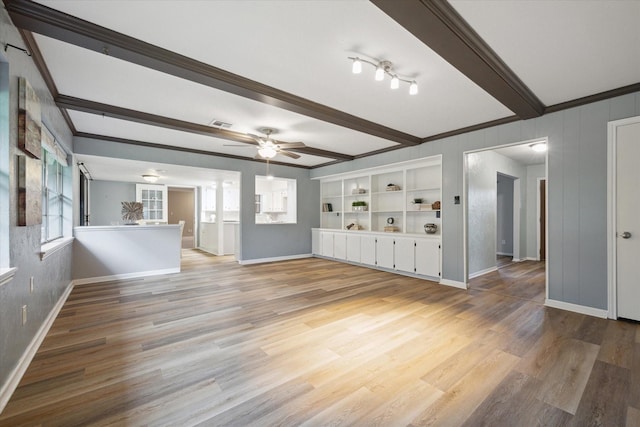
[26, 0, 640, 172]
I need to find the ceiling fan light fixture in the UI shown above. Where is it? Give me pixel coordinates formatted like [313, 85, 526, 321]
[530, 142, 547, 152]
[142, 174, 159, 183]
[258, 146, 277, 159]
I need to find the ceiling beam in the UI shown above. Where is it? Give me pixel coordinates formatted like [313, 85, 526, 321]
[75, 133, 312, 169]
[4, 0, 421, 147]
[56, 95, 355, 161]
[371, 0, 545, 119]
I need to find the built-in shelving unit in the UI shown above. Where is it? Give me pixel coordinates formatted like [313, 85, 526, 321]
[319, 156, 442, 235]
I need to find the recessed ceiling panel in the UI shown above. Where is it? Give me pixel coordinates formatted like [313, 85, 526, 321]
[34, 34, 399, 157]
[68, 111, 330, 167]
[35, 0, 513, 136]
[450, 0, 640, 106]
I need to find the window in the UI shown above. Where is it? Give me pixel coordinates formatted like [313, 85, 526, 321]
[41, 149, 63, 243]
[255, 176, 297, 224]
[136, 184, 168, 222]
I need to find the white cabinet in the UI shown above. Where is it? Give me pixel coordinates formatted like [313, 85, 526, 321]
[312, 229, 440, 280]
[346, 234, 361, 263]
[394, 237, 416, 273]
[361, 235, 376, 266]
[376, 235, 395, 269]
[312, 229, 321, 255]
[333, 233, 347, 260]
[320, 231, 334, 258]
[416, 239, 440, 277]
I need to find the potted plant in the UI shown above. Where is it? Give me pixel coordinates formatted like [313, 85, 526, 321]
[352, 200, 368, 212]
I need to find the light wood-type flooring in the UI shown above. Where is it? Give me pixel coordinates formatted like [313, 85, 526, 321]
[1, 250, 638, 426]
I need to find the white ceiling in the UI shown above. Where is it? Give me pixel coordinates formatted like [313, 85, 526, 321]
[11, 1, 640, 179]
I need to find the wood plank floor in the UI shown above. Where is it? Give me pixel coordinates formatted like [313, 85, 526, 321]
[1, 250, 638, 426]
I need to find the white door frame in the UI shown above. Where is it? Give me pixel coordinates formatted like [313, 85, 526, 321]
[463, 137, 548, 287]
[607, 115, 640, 319]
[536, 177, 545, 262]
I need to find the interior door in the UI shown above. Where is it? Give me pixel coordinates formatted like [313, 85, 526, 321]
[616, 121, 640, 321]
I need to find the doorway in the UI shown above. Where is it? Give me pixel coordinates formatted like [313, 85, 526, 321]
[464, 138, 548, 301]
[608, 116, 640, 321]
[538, 178, 546, 260]
[496, 173, 517, 267]
[168, 187, 196, 249]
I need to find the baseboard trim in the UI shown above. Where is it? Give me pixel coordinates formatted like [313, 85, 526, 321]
[439, 279, 467, 289]
[544, 298, 608, 319]
[468, 266, 498, 279]
[496, 252, 513, 256]
[238, 253, 312, 265]
[0, 281, 74, 413]
[72, 268, 180, 286]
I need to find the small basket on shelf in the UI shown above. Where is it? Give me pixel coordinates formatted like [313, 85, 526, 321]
[431, 201, 441, 210]
[385, 183, 401, 191]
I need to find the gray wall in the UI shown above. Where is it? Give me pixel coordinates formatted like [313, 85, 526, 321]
[73, 137, 320, 261]
[312, 91, 640, 311]
[467, 150, 525, 275]
[88, 180, 135, 226]
[0, 7, 74, 398]
[526, 164, 546, 259]
[497, 174, 515, 256]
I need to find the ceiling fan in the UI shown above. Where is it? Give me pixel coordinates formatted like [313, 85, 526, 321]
[227, 128, 306, 160]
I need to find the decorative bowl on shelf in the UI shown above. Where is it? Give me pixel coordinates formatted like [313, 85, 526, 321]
[424, 223, 438, 234]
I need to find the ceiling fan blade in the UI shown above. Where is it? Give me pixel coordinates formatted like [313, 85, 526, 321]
[247, 133, 265, 144]
[223, 144, 251, 147]
[276, 141, 306, 149]
[278, 150, 301, 159]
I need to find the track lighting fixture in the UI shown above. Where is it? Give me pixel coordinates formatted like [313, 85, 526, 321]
[349, 56, 418, 95]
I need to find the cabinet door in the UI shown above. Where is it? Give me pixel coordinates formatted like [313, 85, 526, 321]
[346, 234, 360, 263]
[415, 239, 440, 277]
[395, 237, 415, 273]
[321, 232, 334, 258]
[333, 233, 347, 260]
[377, 235, 395, 269]
[360, 235, 376, 266]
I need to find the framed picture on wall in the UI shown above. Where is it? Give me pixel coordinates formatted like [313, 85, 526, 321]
[17, 155, 42, 226]
[18, 77, 42, 159]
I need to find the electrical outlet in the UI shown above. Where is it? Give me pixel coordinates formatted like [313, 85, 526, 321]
[22, 305, 27, 325]
[30, 276, 34, 293]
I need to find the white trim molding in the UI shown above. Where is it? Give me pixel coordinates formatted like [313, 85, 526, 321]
[72, 268, 180, 286]
[468, 266, 498, 279]
[545, 298, 608, 319]
[0, 267, 17, 288]
[238, 253, 312, 265]
[606, 115, 640, 319]
[439, 279, 467, 290]
[40, 236, 74, 261]
[0, 281, 74, 413]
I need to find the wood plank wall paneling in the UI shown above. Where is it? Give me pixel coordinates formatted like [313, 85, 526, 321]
[0, 250, 638, 426]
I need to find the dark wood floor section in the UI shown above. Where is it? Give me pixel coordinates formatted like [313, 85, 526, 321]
[1, 250, 638, 426]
